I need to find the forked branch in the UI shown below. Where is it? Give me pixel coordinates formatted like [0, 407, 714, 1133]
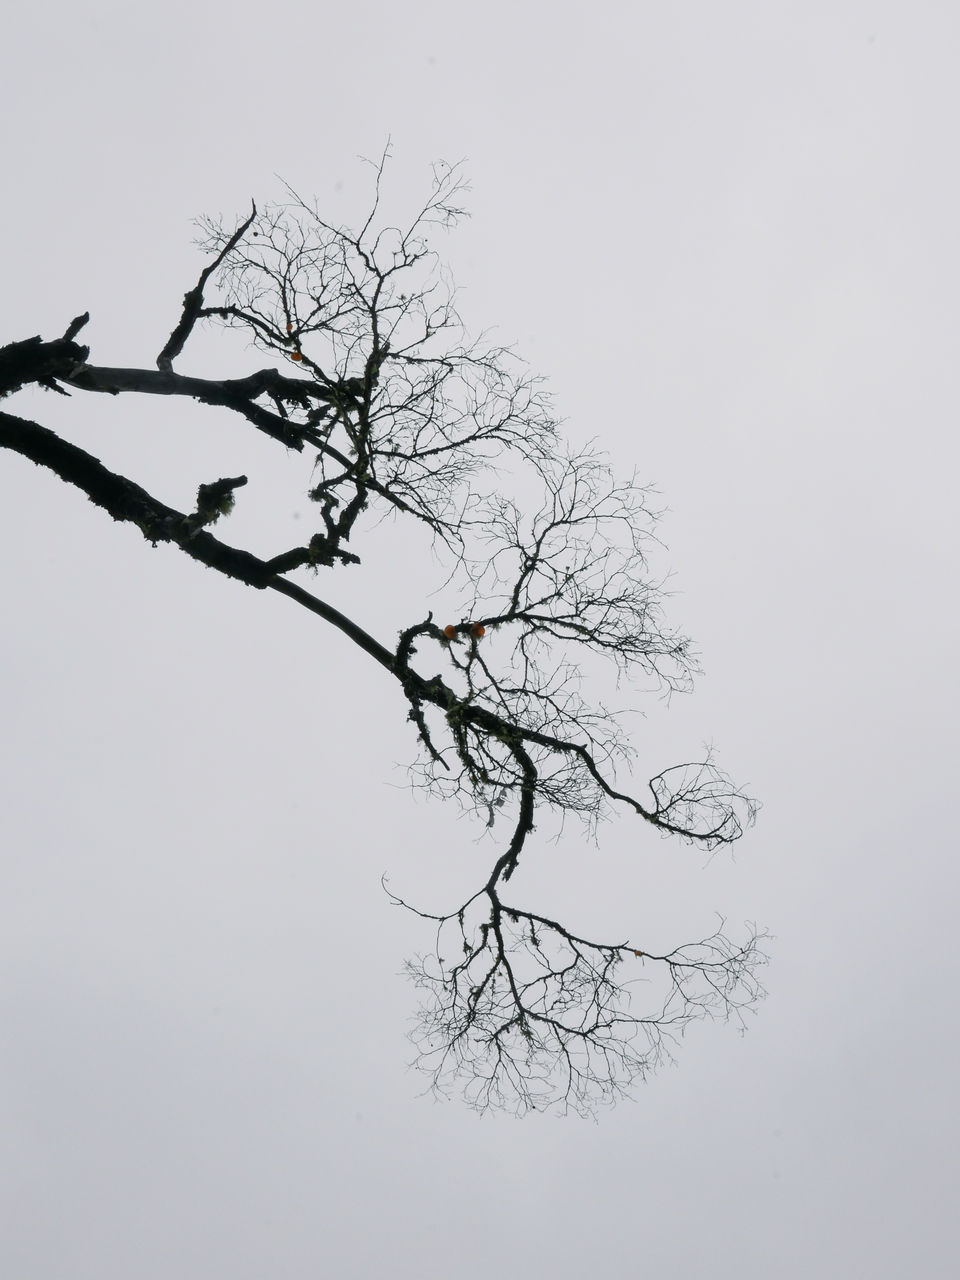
[0, 155, 764, 1115]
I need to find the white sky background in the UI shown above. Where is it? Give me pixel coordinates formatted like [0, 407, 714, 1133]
[1, 1, 957, 1275]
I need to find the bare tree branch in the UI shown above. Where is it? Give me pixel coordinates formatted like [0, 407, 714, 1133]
[0, 155, 765, 1116]
[157, 201, 257, 371]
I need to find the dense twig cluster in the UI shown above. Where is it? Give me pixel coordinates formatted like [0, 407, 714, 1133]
[394, 889, 765, 1115]
[0, 152, 765, 1116]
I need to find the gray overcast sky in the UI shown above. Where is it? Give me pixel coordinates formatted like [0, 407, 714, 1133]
[2, 2, 958, 1276]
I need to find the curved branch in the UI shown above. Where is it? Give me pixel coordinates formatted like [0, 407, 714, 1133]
[1, 162, 764, 1115]
[157, 200, 257, 371]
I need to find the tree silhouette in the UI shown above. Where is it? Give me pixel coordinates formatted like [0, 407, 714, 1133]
[0, 154, 766, 1116]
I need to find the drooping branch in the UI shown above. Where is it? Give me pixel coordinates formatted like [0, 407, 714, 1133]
[390, 866, 768, 1115]
[0, 159, 764, 1115]
[0, 406, 754, 856]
